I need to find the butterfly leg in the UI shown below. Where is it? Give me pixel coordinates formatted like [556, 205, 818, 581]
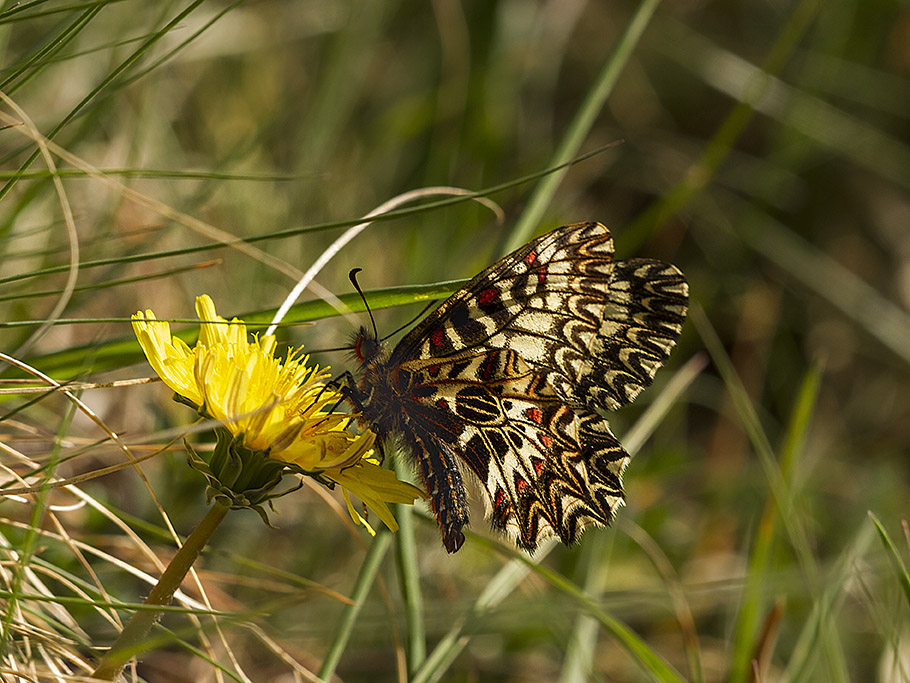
[331, 370, 374, 423]
[329, 370, 359, 401]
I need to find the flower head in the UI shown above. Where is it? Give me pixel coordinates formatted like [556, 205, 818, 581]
[132, 295, 421, 532]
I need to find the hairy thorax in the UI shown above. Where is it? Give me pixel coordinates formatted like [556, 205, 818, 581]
[353, 333, 415, 440]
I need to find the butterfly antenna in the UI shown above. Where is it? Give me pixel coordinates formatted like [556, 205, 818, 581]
[381, 299, 438, 343]
[349, 268, 379, 340]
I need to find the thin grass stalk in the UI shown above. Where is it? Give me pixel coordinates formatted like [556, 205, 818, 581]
[319, 530, 393, 681]
[0, 0, 208, 202]
[113, 0, 246, 94]
[0, 260, 221, 303]
[518, 557, 687, 683]
[620, 0, 820, 253]
[559, 355, 705, 683]
[18, 281, 465, 380]
[655, 16, 910, 191]
[0, 398, 75, 656]
[780, 524, 874, 683]
[411, 552, 539, 683]
[557, 531, 613, 683]
[504, 0, 663, 253]
[693, 309, 851, 683]
[692, 308, 817, 580]
[622, 521, 704, 683]
[728, 366, 822, 683]
[393, 458, 426, 674]
[868, 513, 910, 610]
[299, 1, 393, 171]
[736, 208, 910, 367]
[0, 140, 614, 291]
[0, 7, 102, 92]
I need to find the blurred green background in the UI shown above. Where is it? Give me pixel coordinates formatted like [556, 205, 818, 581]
[1, 1, 909, 681]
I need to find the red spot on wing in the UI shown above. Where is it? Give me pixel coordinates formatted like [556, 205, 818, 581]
[524, 250, 537, 267]
[436, 398, 447, 409]
[524, 407, 543, 424]
[494, 488, 510, 524]
[539, 434, 553, 449]
[428, 363, 441, 377]
[536, 265, 547, 285]
[532, 457, 546, 476]
[430, 328, 445, 347]
[481, 354, 497, 381]
[479, 288, 498, 304]
[515, 477, 529, 495]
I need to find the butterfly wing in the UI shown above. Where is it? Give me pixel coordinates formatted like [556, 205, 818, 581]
[390, 222, 688, 413]
[397, 348, 628, 551]
[377, 222, 687, 551]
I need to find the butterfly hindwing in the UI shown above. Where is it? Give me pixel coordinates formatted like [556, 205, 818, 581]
[399, 349, 629, 550]
[352, 222, 688, 552]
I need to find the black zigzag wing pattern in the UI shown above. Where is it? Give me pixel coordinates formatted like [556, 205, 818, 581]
[399, 349, 629, 551]
[351, 222, 688, 553]
[391, 223, 687, 413]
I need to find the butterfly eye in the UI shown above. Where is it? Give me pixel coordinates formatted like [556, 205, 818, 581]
[353, 327, 382, 362]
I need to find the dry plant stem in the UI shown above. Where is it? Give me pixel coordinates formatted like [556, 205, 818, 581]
[91, 500, 231, 680]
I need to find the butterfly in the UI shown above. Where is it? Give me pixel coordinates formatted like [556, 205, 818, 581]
[345, 222, 688, 553]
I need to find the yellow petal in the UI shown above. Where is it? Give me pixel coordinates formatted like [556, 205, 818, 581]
[327, 461, 424, 532]
[343, 489, 378, 535]
[132, 311, 201, 404]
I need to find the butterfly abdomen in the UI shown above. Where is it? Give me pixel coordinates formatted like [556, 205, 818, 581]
[353, 329, 473, 552]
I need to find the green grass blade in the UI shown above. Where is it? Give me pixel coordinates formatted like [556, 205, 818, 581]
[727, 365, 822, 683]
[522, 555, 687, 683]
[737, 209, 910, 367]
[694, 308, 855, 683]
[868, 512, 910, 609]
[393, 457, 426, 674]
[318, 531, 392, 681]
[619, 0, 820, 253]
[0, 6, 102, 93]
[11, 280, 464, 378]
[655, 16, 910, 191]
[780, 523, 874, 683]
[505, 0, 662, 253]
[0, 0, 209, 202]
[692, 307, 817, 580]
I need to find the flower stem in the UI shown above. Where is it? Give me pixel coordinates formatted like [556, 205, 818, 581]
[91, 500, 231, 680]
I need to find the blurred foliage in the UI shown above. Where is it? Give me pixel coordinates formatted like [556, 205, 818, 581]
[1, 0, 909, 681]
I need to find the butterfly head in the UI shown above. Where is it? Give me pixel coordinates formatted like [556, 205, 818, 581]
[352, 326, 383, 364]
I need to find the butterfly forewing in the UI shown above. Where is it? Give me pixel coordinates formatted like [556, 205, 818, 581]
[352, 222, 688, 552]
[392, 222, 687, 414]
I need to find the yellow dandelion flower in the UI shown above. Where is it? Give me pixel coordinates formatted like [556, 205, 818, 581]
[132, 295, 422, 531]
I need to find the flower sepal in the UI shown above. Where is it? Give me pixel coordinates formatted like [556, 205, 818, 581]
[184, 429, 297, 527]
[172, 392, 201, 412]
